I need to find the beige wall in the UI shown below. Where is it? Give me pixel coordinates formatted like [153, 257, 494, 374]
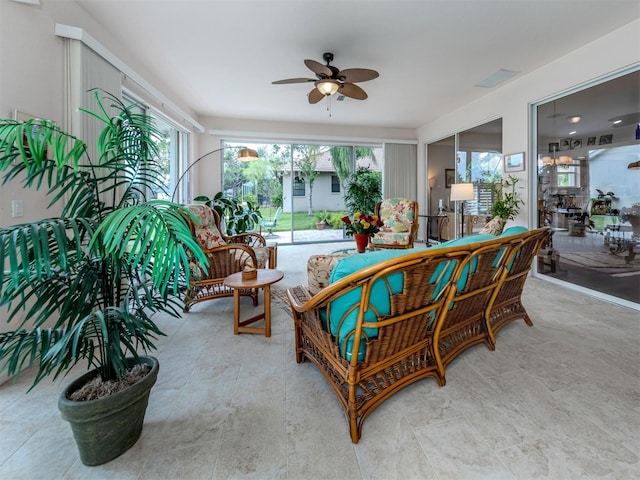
[0, 0, 199, 382]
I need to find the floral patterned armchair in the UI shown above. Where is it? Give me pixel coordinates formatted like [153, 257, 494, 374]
[183, 204, 271, 312]
[370, 198, 419, 249]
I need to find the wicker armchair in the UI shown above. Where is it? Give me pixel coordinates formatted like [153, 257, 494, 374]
[183, 204, 269, 312]
[370, 198, 419, 249]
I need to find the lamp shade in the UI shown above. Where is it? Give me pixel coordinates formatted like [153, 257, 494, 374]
[237, 148, 259, 162]
[316, 80, 340, 96]
[450, 182, 475, 201]
[171, 146, 259, 201]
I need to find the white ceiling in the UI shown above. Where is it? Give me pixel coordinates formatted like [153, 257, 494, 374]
[72, 0, 639, 130]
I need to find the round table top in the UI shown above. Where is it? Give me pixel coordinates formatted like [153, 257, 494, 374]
[224, 269, 284, 289]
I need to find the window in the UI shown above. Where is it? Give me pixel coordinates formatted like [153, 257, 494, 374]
[456, 149, 503, 215]
[556, 164, 580, 188]
[293, 176, 305, 196]
[123, 93, 189, 202]
[149, 112, 188, 201]
[331, 175, 340, 193]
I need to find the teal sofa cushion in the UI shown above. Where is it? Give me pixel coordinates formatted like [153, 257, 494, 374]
[430, 234, 497, 291]
[328, 248, 423, 361]
[324, 228, 531, 362]
[500, 226, 528, 237]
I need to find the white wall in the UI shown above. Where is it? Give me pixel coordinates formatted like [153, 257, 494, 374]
[281, 172, 345, 214]
[417, 19, 640, 230]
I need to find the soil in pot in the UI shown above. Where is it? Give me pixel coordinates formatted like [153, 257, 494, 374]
[58, 356, 159, 466]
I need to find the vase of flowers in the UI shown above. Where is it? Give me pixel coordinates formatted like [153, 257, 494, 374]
[342, 213, 384, 253]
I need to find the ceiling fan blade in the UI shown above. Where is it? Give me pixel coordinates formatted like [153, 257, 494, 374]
[338, 83, 368, 100]
[304, 59, 332, 77]
[308, 87, 324, 104]
[272, 78, 316, 85]
[337, 68, 379, 83]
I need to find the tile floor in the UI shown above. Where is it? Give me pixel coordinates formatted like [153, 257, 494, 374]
[0, 242, 638, 479]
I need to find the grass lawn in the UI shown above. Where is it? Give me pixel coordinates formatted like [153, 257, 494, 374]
[258, 210, 345, 231]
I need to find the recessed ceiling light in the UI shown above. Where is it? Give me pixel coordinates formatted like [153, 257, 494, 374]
[569, 131, 577, 135]
[613, 119, 622, 125]
[567, 116, 582, 124]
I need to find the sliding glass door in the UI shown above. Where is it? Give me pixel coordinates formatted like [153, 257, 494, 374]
[221, 141, 382, 244]
[534, 69, 639, 307]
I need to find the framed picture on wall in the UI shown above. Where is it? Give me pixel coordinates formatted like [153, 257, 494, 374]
[504, 152, 525, 173]
[445, 169, 455, 188]
[599, 134, 613, 145]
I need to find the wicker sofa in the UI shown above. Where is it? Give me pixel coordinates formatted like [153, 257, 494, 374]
[287, 226, 552, 443]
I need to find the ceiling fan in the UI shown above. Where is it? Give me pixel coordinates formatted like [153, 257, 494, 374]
[272, 52, 379, 104]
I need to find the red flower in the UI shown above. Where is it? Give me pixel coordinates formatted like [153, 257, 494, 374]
[342, 212, 384, 236]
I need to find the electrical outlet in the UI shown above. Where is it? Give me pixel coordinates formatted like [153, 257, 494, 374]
[11, 199, 24, 218]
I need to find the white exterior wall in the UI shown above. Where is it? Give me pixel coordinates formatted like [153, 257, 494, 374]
[281, 172, 346, 213]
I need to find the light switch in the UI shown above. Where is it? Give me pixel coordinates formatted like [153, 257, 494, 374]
[12, 199, 24, 218]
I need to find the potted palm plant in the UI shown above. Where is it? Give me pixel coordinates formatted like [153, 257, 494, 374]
[0, 91, 207, 465]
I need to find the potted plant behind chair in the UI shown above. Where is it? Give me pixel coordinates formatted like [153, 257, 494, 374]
[195, 192, 262, 234]
[344, 166, 383, 216]
[0, 91, 207, 466]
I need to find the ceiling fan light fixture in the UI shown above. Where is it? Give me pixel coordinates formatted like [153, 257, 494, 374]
[316, 80, 340, 96]
[567, 115, 582, 124]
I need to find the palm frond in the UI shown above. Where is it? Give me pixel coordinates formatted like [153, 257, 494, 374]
[92, 201, 206, 297]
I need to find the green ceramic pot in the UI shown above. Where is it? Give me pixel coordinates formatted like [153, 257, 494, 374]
[58, 356, 159, 466]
